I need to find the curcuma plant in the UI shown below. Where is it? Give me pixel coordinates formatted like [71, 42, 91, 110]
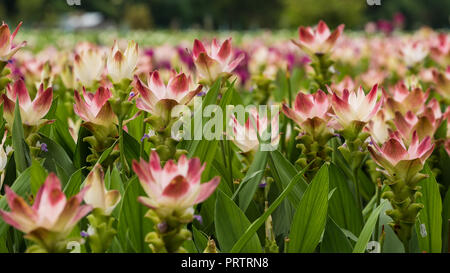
[0, 19, 449, 255]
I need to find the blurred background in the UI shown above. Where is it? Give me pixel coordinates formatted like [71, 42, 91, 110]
[0, 0, 449, 31]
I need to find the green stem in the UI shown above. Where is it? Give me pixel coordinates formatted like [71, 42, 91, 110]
[118, 118, 129, 178]
[374, 182, 382, 240]
[140, 113, 148, 157]
[352, 168, 363, 216]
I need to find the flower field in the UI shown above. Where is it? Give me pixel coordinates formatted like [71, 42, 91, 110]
[0, 20, 449, 254]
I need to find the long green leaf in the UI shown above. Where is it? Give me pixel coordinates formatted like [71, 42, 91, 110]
[320, 217, 353, 253]
[353, 200, 387, 253]
[12, 100, 30, 173]
[287, 164, 329, 253]
[231, 162, 311, 253]
[415, 164, 442, 253]
[215, 190, 262, 253]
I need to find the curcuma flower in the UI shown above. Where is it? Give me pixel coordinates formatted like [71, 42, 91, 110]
[383, 82, 429, 118]
[432, 67, 450, 102]
[0, 173, 92, 252]
[193, 38, 244, 85]
[292, 20, 344, 56]
[282, 90, 331, 137]
[329, 84, 383, 132]
[82, 164, 121, 216]
[393, 100, 443, 143]
[0, 21, 26, 62]
[230, 108, 280, 153]
[399, 41, 428, 67]
[107, 40, 139, 84]
[74, 47, 105, 88]
[132, 151, 220, 221]
[133, 70, 202, 117]
[73, 86, 118, 129]
[1, 79, 53, 127]
[368, 131, 434, 183]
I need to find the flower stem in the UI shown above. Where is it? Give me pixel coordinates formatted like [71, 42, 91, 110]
[118, 118, 129, 178]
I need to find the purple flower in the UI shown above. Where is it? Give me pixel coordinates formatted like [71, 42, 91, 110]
[157, 222, 168, 233]
[40, 143, 48, 152]
[80, 231, 89, 238]
[140, 134, 150, 142]
[193, 214, 203, 224]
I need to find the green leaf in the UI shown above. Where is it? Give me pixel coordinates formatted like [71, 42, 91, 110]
[215, 190, 262, 253]
[11, 100, 31, 173]
[39, 134, 76, 185]
[328, 163, 363, 236]
[415, 164, 442, 253]
[287, 164, 329, 253]
[0, 167, 31, 237]
[30, 160, 48, 195]
[353, 200, 387, 253]
[268, 150, 308, 207]
[442, 187, 450, 253]
[236, 149, 268, 211]
[117, 177, 153, 253]
[63, 168, 85, 197]
[320, 217, 353, 253]
[193, 225, 209, 252]
[231, 162, 311, 253]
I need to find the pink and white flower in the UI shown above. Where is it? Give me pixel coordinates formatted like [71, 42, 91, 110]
[74, 47, 105, 88]
[132, 152, 220, 220]
[193, 38, 244, 84]
[292, 20, 344, 55]
[133, 70, 202, 117]
[1, 79, 53, 127]
[383, 82, 429, 118]
[83, 164, 121, 216]
[399, 41, 428, 67]
[107, 40, 139, 83]
[0, 173, 92, 243]
[230, 108, 280, 153]
[73, 86, 118, 127]
[282, 90, 331, 137]
[329, 84, 383, 129]
[368, 131, 434, 182]
[0, 21, 26, 62]
[432, 67, 450, 102]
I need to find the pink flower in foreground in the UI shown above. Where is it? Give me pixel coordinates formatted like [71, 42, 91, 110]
[193, 38, 244, 84]
[1, 79, 53, 126]
[292, 20, 344, 56]
[0, 173, 92, 241]
[282, 90, 331, 137]
[329, 84, 383, 129]
[73, 86, 117, 128]
[368, 131, 434, 182]
[133, 152, 220, 220]
[133, 70, 202, 117]
[230, 108, 280, 153]
[0, 21, 26, 62]
[82, 164, 121, 216]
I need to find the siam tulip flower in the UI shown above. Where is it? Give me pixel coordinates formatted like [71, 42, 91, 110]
[192, 38, 244, 85]
[393, 99, 443, 142]
[1, 79, 53, 127]
[73, 86, 118, 129]
[133, 70, 202, 118]
[330, 75, 356, 97]
[368, 131, 434, 183]
[0, 131, 8, 189]
[82, 164, 121, 216]
[0, 173, 92, 252]
[74, 47, 105, 88]
[132, 151, 220, 220]
[0, 21, 26, 62]
[399, 41, 428, 67]
[366, 110, 391, 144]
[230, 108, 280, 153]
[383, 82, 429, 118]
[282, 90, 331, 137]
[360, 69, 387, 88]
[329, 84, 383, 133]
[292, 20, 344, 56]
[106, 40, 139, 84]
[430, 33, 450, 66]
[432, 67, 450, 102]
